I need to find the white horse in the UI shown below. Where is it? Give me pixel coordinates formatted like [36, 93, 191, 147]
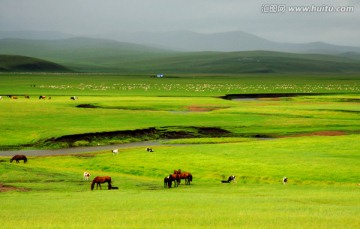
[112, 149, 118, 155]
[84, 172, 91, 181]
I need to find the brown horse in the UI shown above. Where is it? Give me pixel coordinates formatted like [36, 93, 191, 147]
[91, 176, 112, 190]
[164, 173, 180, 188]
[174, 169, 192, 185]
[10, 155, 27, 163]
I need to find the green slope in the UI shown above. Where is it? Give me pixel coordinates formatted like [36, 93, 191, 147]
[126, 51, 360, 74]
[1, 38, 360, 73]
[0, 55, 72, 72]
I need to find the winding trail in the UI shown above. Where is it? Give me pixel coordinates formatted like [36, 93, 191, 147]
[0, 141, 165, 156]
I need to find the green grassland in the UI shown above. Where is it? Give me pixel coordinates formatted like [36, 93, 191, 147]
[0, 135, 359, 228]
[0, 73, 359, 228]
[0, 74, 359, 147]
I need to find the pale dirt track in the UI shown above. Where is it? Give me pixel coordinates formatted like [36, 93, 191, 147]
[0, 130, 347, 157]
[0, 141, 164, 157]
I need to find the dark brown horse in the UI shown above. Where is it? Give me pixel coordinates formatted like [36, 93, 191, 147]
[91, 176, 112, 190]
[164, 173, 180, 188]
[10, 155, 27, 163]
[174, 169, 192, 185]
[164, 175, 171, 188]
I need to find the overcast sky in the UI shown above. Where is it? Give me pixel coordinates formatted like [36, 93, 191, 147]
[0, 0, 359, 46]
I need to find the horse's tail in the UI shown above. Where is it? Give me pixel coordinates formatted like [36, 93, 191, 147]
[91, 181, 95, 190]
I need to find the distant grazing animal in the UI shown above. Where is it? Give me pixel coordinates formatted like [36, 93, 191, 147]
[164, 174, 179, 188]
[91, 176, 112, 190]
[83, 172, 91, 181]
[170, 173, 180, 187]
[70, 96, 78, 100]
[228, 175, 236, 183]
[283, 177, 288, 184]
[112, 149, 118, 155]
[164, 175, 170, 188]
[10, 155, 27, 163]
[39, 96, 46, 99]
[168, 173, 180, 188]
[146, 148, 153, 152]
[174, 169, 192, 185]
[11, 96, 18, 99]
[25, 95, 30, 99]
[222, 175, 236, 183]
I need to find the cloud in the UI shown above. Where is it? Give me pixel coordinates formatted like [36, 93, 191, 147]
[0, 0, 358, 46]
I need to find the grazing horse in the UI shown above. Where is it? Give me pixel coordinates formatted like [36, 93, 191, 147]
[164, 175, 171, 188]
[112, 149, 118, 155]
[10, 155, 27, 163]
[146, 148, 154, 152]
[91, 176, 112, 190]
[164, 173, 180, 188]
[174, 169, 192, 185]
[283, 177, 288, 184]
[39, 96, 46, 99]
[83, 172, 91, 181]
[70, 96, 78, 100]
[170, 173, 180, 187]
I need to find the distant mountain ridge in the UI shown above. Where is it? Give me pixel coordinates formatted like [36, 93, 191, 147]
[1, 36, 360, 73]
[0, 30, 74, 40]
[98, 30, 360, 54]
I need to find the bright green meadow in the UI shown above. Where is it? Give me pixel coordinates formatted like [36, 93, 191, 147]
[0, 73, 359, 228]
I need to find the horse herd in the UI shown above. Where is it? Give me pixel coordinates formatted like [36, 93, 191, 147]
[164, 169, 193, 188]
[0, 95, 79, 100]
[9, 154, 195, 191]
[10, 153, 286, 191]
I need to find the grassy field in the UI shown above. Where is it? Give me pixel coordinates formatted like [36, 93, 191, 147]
[1, 136, 359, 228]
[0, 73, 359, 148]
[0, 73, 359, 228]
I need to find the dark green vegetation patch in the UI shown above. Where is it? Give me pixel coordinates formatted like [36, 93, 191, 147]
[0, 55, 72, 72]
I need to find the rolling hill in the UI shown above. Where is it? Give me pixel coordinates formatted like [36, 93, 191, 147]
[0, 55, 72, 72]
[100, 30, 360, 54]
[3, 30, 360, 54]
[1, 37, 360, 73]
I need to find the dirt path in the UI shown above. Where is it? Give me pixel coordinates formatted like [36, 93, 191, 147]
[0, 141, 164, 156]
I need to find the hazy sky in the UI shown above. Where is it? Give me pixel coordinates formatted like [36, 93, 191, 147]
[0, 0, 359, 46]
